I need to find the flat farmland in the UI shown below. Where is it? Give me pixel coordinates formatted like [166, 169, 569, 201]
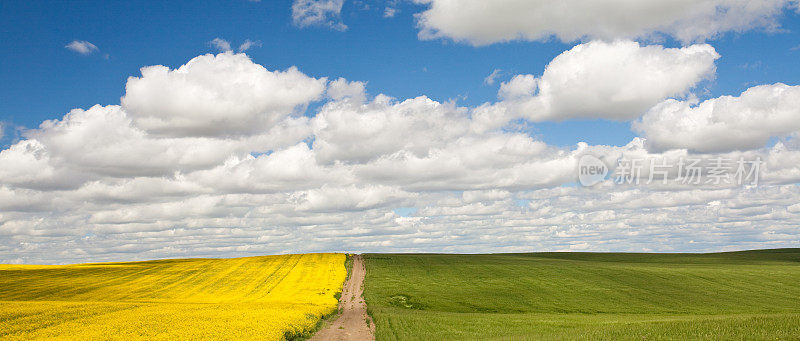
[0, 253, 346, 340]
[363, 249, 800, 340]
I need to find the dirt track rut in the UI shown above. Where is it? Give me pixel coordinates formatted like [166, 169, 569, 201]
[310, 254, 375, 341]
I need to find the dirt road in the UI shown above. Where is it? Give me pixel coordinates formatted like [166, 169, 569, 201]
[310, 254, 375, 341]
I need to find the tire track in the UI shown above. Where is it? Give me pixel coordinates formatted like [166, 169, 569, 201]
[310, 254, 375, 341]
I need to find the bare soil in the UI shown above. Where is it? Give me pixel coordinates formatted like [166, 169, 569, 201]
[310, 254, 375, 341]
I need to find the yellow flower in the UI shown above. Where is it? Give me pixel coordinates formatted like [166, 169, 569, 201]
[0, 253, 346, 340]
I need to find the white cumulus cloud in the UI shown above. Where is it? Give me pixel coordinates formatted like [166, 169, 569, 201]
[473, 40, 719, 131]
[635, 83, 800, 152]
[414, 0, 798, 45]
[2, 48, 799, 264]
[121, 52, 326, 137]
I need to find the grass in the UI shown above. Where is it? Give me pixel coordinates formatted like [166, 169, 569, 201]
[0, 253, 346, 340]
[363, 249, 800, 340]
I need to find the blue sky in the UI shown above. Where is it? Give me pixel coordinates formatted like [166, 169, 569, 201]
[3, 0, 799, 148]
[2, 0, 800, 263]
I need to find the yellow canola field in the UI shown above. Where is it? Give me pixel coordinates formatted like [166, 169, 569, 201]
[0, 253, 346, 340]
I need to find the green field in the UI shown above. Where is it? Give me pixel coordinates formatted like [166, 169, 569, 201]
[363, 249, 800, 340]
